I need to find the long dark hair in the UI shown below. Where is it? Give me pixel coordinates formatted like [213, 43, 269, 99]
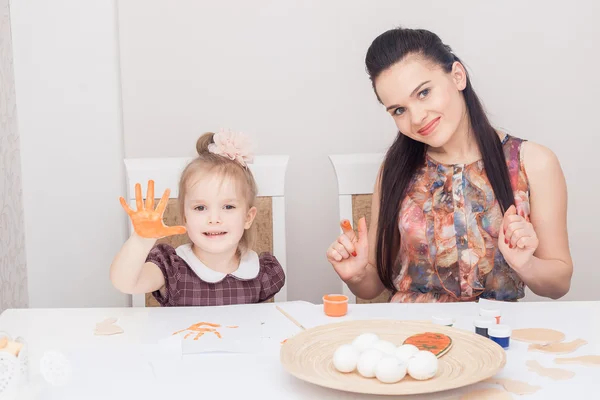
[365, 27, 515, 292]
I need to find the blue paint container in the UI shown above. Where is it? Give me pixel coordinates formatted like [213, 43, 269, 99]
[488, 324, 511, 349]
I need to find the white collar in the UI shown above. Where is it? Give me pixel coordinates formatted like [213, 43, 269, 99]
[175, 243, 260, 283]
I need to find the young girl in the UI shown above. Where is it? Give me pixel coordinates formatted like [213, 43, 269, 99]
[110, 130, 285, 306]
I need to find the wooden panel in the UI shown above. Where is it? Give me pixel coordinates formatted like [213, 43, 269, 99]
[146, 197, 274, 306]
[352, 194, 392, 304]
[252, 197, 273, 254]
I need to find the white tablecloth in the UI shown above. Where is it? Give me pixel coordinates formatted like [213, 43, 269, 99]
[0, 300, 597, 399]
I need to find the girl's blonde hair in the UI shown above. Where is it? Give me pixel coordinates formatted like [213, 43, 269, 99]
[178, 132, 258, 255]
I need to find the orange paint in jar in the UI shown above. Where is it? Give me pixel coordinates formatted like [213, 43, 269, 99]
[323, 294, 349, 317]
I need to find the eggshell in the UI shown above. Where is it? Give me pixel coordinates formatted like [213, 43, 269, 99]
[332, 344, 360, 373]
[372, 339, 397, 356]
[395, 344, 420, 363]
[375, 356, 408, 383]
[352, 333, 380, 353]
[407, 350, 438, 380]
[357, 348, 384, 378]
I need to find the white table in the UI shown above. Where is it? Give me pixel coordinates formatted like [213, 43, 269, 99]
[0, 300, 598, 399]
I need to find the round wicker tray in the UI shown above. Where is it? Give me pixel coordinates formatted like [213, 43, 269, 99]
[280, 320, 506, 396]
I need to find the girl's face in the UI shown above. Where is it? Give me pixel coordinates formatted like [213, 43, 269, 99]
[183, 171, 256, 255]
[374, 55, 468, 149]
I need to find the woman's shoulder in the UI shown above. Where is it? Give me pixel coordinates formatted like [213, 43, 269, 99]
[506, 135, 561, 178]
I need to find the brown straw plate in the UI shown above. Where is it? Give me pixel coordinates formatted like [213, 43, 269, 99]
[280, 320, 506, 395]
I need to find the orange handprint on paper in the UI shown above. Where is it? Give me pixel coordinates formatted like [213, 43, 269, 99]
[119, 180, 186, 239]
[173, 322, 239, 340]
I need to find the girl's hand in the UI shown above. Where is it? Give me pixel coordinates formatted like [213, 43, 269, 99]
[326, 218, 369, 282]
[119, 180, 187, 239]
[498, 205, 539, 270]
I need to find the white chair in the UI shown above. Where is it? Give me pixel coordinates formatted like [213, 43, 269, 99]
[123, 155, 289, 307]
[328, 153, 392, 304]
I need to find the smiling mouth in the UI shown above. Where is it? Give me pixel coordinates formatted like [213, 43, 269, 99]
[417, 117, 441, 135]
[203, 232, 228, 237]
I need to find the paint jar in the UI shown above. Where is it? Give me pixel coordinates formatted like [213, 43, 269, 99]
[479, 308, 502, 324]
[473, 317, 496, 338]
[431, 316, 454, 327]
[488, 325, 512, 349]
[323, 294, 348, 317]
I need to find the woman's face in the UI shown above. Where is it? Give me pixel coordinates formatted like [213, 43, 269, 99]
[374, 55, 468, 149]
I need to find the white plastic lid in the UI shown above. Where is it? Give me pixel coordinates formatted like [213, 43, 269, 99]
[473, 317, 496, 329]
[479, 308, 502, 318]
[431, 316, 454, 325]
[488, 324, 512, 338]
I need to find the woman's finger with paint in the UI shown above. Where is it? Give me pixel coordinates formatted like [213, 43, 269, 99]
[340, 219, 358, 243]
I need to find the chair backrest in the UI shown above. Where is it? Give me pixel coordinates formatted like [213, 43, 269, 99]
[123, 155, 289, 307]
[328, 153, 392, 304]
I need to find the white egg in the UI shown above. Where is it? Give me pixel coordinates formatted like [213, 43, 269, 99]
[407, 350, 438, 380]
[395, 344, 420, 363]
[372, 340, 397, 356]
[375, 356, 407, 384]
[332, 344, 360, 373]
[352, 333, 380, 353]
[357, 348, 384, 378]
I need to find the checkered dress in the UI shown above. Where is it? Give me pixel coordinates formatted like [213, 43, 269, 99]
[146, 244, 286, 306]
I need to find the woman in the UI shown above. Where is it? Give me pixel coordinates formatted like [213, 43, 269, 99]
[326, 27, 572, 302]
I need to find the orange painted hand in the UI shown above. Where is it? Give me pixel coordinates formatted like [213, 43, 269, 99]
[498, 205, 538, 270]
[119, 180, 187, 239]
[326, 217, 369, 282]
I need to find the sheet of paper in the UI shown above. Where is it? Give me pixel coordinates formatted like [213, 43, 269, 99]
[174, 320, 262, 354]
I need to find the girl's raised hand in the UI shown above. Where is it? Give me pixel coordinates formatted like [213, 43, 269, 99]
[119, 180, 187, 239]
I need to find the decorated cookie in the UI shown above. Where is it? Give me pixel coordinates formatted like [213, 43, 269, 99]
[403, 332, 452, 358]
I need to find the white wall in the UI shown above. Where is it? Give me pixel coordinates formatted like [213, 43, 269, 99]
[7, 0, 599, 307]
[10, 0, 129, 307]
[117, 0, 600, 302]
[0, 0, 28, 312]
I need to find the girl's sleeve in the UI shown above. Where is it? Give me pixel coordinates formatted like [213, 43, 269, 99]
[257, 253, 286, 302]
[146, 243, 181, 306]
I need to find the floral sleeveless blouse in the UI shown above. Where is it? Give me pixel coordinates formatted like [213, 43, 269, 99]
[391, 134, 530, 303]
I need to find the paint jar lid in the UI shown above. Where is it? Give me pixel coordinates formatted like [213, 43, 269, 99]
[431, 316, 454, 326]
[473, 317, 496, 329]
[479, 308, 502, 318]
[488, 324, 512, 338]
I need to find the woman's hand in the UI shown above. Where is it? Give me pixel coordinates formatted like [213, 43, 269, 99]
[326, 217, 369, 282]
[119, 180, 187, 239]
[498, 205, 539, 270]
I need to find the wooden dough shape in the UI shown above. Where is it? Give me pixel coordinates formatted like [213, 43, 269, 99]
[94, 317, 124, 336]
[526, 360, 575, 380]
[460, 387, 512, 399]
[512, 328, 565, 344]
[554, 355, 600, 366]
[403, 332, 453, 357]
[528, 339, 587, 354]
[484, 378, 541, 395]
